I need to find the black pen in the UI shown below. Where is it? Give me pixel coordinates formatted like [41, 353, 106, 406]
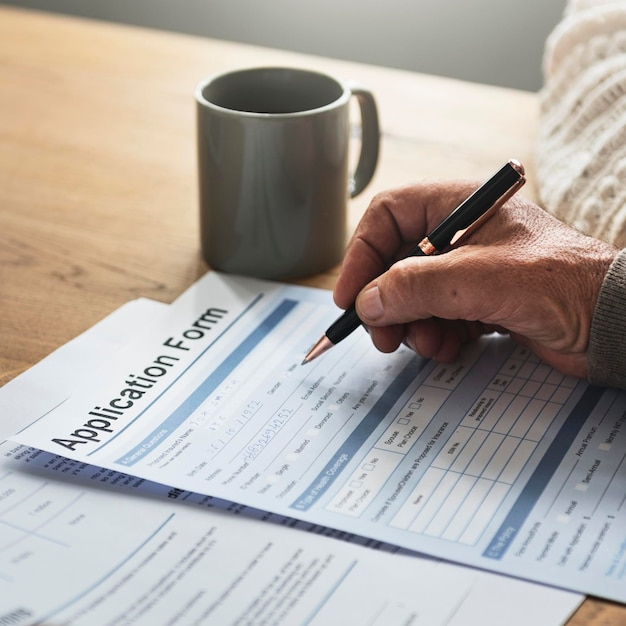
[302, 159, 526, 364]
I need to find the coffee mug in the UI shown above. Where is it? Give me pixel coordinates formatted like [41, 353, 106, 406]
[195, 66, 380, 280]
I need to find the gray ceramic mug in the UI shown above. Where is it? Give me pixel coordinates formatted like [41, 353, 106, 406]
[195, 67, 380, 280]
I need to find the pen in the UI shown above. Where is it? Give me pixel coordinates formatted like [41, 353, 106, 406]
[302, 159, 526, 364]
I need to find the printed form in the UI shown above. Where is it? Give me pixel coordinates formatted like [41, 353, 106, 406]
[0, 298, 582, 626]
[13, 272, 626, 603]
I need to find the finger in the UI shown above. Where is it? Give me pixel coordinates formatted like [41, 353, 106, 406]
[405, 318, 482, 360]
[431, 327, 463, 363]
[355, 246, 509, 327]
[334, 181, 477, 309]
[404, 318, 446, 359]
[366, 324, 406, 353]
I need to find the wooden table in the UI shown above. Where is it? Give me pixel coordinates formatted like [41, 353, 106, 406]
[0, 7, 623, 624]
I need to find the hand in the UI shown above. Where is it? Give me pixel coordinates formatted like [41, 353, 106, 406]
[334, 180, 618, 378]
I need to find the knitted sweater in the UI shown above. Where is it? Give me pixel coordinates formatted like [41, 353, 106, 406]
[538, 0, 626, 388]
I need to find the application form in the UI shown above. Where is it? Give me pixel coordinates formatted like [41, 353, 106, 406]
[13, 272, 626, 602]
[0, 297, 582, 625]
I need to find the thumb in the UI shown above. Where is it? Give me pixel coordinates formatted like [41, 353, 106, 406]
[355, 249, 501, 326]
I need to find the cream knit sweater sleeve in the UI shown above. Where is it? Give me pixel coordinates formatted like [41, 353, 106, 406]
[537, 0, 626, 388]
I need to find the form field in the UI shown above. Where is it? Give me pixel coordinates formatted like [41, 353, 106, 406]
[510, 398, 546, 439]
[390, 467, 446, 530]
[499, 440, 535, 484]
[326, 449, 400, 517]
[525, 403, 559, 441]
[482, 436, 520, 482]
[465, 432, 504, 477]
[459, 482, 510, 545]
[493, 396, 529, 435]
[409, 472, 459, 534]
[424, 474, 477, 537]
[535, 382, 558, 402]
[442, 478, 494, 541]
[431, 426, 474, 471]
[449, 430, 489, 474]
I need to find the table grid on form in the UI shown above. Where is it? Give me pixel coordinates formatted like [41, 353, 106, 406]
[389, 345, 578, 544]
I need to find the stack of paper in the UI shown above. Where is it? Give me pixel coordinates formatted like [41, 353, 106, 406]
[3, 271, 608, 624]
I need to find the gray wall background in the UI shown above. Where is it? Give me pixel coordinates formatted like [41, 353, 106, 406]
[1, 0, 568, 91]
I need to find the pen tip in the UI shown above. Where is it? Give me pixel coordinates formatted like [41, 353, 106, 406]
[302, 335, 334, 365]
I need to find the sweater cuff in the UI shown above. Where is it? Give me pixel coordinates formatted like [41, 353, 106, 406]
[588, 248, 626, 388]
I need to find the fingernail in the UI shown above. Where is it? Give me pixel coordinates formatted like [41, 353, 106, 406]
[359, 285, 384, 320]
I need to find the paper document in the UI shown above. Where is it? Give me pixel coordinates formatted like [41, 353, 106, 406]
[0, 298, 582, 625]
[14, 271, 625, 602]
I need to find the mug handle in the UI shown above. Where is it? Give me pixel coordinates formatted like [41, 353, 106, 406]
[348, 82, 380, 198]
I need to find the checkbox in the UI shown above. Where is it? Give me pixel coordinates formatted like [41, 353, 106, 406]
[350, 480, 363, 488]
[362, 463, 375, 471]
[397, 418, 410, 425]
[598, 443, 611, 451]
[575, 483, 588, 492]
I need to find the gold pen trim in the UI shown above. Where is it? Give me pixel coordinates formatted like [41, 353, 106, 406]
[417, 237, 437, 256]
[449, 160, 526, 248]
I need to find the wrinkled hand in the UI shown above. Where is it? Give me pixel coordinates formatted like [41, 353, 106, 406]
[334, 180, 618, 378]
